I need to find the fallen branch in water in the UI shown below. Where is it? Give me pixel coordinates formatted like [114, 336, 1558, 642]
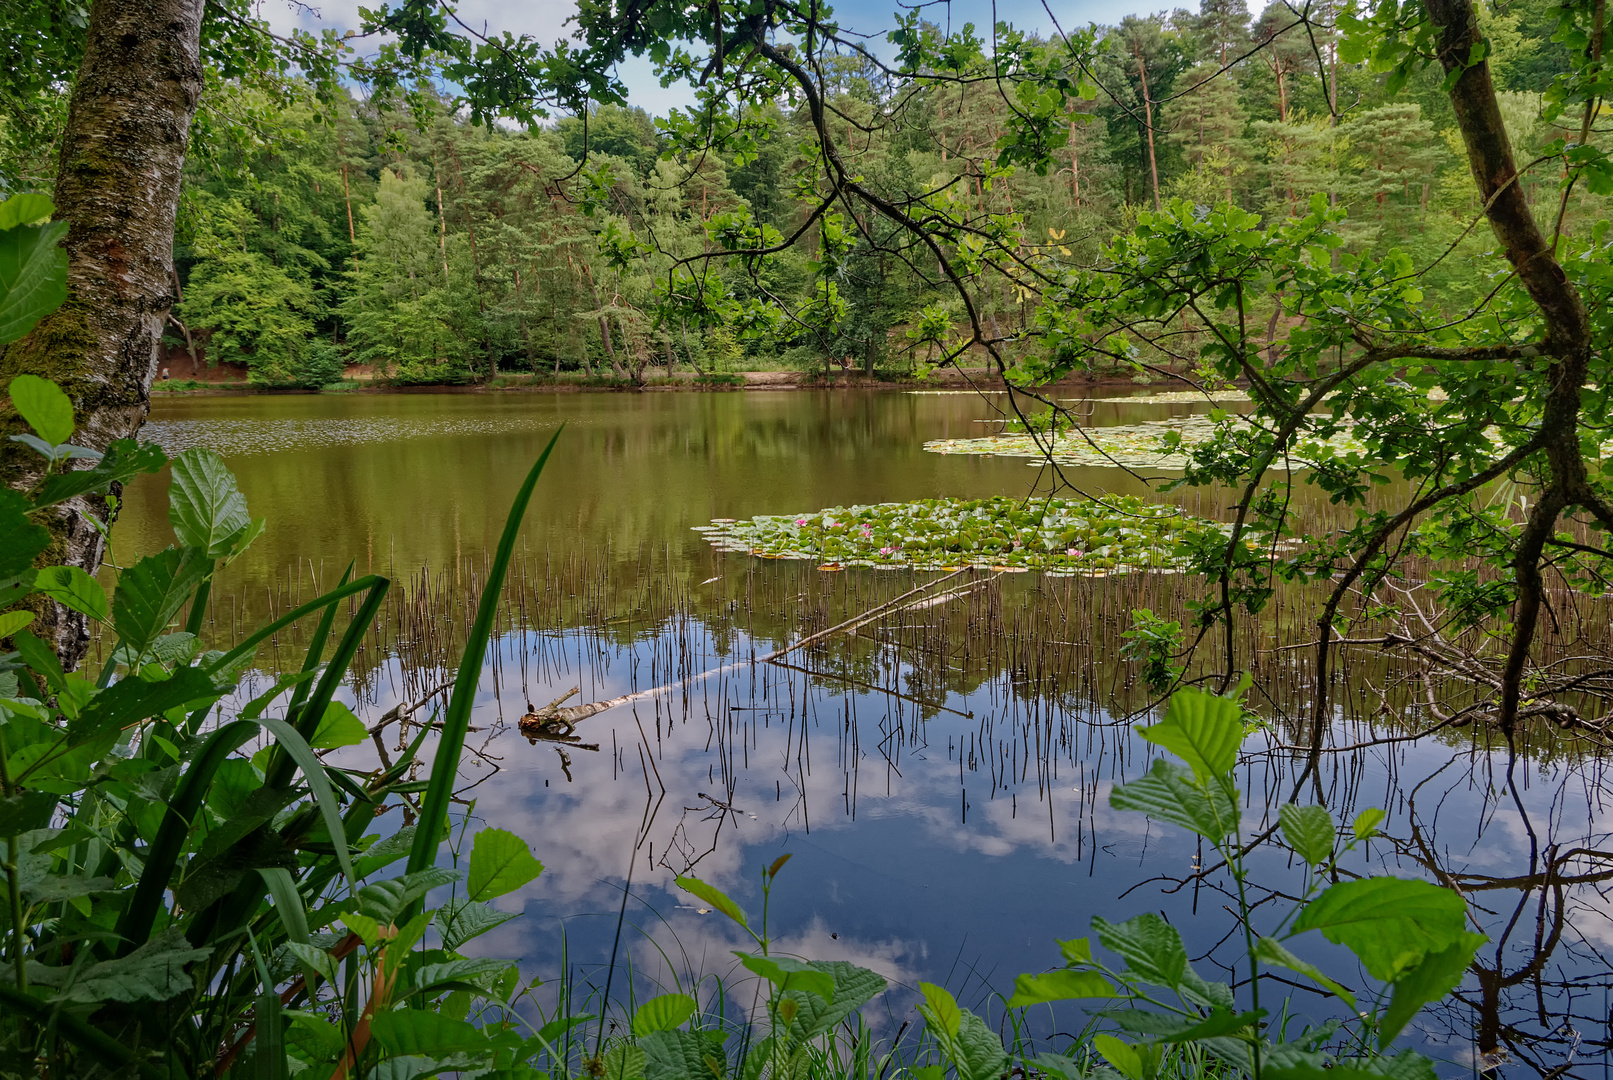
[522, 566, 985, 728]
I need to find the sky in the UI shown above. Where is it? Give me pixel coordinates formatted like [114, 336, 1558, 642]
[261, 0, 1161, 114]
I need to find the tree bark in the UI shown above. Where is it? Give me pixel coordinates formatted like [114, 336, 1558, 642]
[1135, 54, 1162, 212]
[1426, 0, 1601, 732]
[0, 0, 206, 668]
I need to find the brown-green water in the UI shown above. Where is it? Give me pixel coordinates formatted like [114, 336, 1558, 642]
[111, 388, 1613, 1075]
[117, 389, 1171, 595]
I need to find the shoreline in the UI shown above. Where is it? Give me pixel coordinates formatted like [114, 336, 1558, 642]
[149, 368, 1187, 397]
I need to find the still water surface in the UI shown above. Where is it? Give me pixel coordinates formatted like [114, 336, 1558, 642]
[114, 389, 1613, 1075]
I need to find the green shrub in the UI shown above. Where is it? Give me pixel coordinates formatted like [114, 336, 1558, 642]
[297, 340, 347, 389]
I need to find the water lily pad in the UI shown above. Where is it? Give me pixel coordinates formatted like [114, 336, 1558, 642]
[924, 415, 1369, 470]
[698, 495, 1227, 575]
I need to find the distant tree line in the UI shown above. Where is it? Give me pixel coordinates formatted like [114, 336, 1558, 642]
[0, 0, 1596, 389]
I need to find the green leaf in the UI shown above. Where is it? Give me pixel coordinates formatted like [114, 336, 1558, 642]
[917, 981, 962, 1037]
[1110, 758, 1237, 839]
[1291, 877, 1470, 981]
[432, 896, 517, 953]
[1353, 808, 1386, 840]
[416, 957, 516, 996]
[22, 872, 117, 903]
[640, 1028, 727, 1080]
[1009, 969, 1116, 1006]
[1092, 1035, 1143, 1080]
[0, 491, 48, 579]
[356, 825, 418, 878]
[356, 866, 461, 925]
[63, 666, 220, 757]
[0, 609, 34, 640]
[168, 448, 252, 558]
[917, 984, 1008, 1080]
[369, 1009, 494, 1056]
[1252, 936, 1356, 1011]
[737, 953, 835, 999]
[0, 791, 56, 836]
[112, 547, 210, 659]
[0, 194, 53, 230]
[1093, 913, 1187, 988]
[1266, 1065, 1390, 1080]
[366, 1057, 451, 1080]
[1155, 1007, 1265, 1043]
[310, 700, 367, 749]
[175, 826, 297, 912]
[1058, 937, 1094, 965]
[32, 565, 107, 622]
[780, 961, 887, 1041]
[284, 942, 340, 989]
[1279, 804, 1336, 866]
[535, 1014, 594, 1047]
[0, 220, 67, 345]
[676, 874, 747, 927]
[31, 927, 210, 1004]
[1378, 933, 1485, 1046]
[8, 375, 73, 447]
[602, 1042, 648, 1080]
[633, 993, 698, 1036]
[466, 827, 544, 901]
[1138, 688, 1244, 784]
[1029, 1053, 1101, 1080]
[33, 439, 166, 510]
[13, 628, 65, 693]
[284, 1009, 344, 1059]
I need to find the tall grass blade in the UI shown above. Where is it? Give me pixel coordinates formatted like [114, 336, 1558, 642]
[200, 574, 389, 679]
[284, 562, 354, 719]
[259, 867, 310, 945]
[265, 575, 389, 786]
[187, 574, 390, 732]
[257, 715, 355, 884]
[407, 429, 562, 879]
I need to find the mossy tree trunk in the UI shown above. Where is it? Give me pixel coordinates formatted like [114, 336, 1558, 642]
[0, 0, 206, 668]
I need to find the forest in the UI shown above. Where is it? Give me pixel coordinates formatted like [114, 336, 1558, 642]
[2, 0, 1593, 388]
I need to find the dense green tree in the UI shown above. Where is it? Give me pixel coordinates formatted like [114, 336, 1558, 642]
[343, 168, 483, 382]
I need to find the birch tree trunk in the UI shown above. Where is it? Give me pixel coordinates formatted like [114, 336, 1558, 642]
[0, 0, 206, 668]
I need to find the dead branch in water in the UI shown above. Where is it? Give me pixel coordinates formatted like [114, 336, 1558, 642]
[521, 566, 987, 729]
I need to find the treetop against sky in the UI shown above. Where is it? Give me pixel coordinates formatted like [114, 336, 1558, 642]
[265, 0, 1152, 111]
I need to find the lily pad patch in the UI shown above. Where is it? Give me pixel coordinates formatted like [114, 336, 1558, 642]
[925, 415, 1369, 471]
[697, 495, 1226, 575]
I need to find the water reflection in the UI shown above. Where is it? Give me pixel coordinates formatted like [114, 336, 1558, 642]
[278, 570, 1613, 1076]
[114, 390, 1613, 1074]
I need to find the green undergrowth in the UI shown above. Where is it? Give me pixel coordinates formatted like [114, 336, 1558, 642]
[696, 495, 1226, 574]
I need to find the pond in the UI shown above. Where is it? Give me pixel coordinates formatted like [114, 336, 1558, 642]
[113, 388, 1613, 1076]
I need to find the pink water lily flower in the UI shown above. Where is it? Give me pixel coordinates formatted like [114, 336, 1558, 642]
[1067, 547, 1082, 557]
[879, 546, 898, 557]
[795, 518, 809, 526]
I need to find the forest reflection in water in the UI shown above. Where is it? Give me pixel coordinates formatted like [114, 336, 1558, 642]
[176, 552, 1613, 1079]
